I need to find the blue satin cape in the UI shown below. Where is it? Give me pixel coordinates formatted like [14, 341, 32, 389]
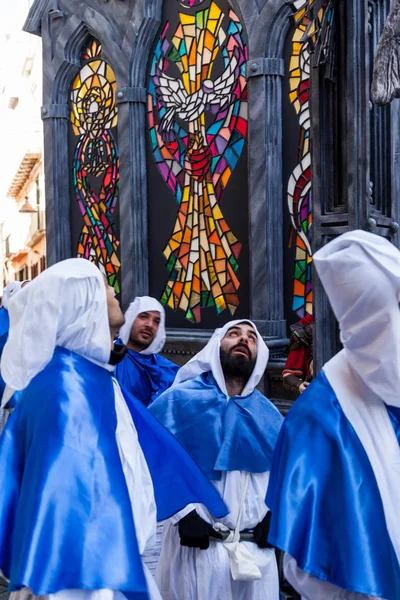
[149, 372, 283, 480]
[115, 345, 178, 407]
[267, 370, 400, 600]
[0, 347, 227, 596]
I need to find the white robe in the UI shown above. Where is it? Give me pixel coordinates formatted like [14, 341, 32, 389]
[284, 555, 385, 600]
[156, 470, 279, 600]
[9, 380, 162, 600]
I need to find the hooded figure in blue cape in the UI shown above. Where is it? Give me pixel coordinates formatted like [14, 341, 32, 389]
[267, 230, 400, 600]
[0, 258, 227, 600]
[149, 320, 283, 600]
[115, 296, 178, 407]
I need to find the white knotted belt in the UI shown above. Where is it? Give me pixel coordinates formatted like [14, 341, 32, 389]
[213, 473, 262, 581]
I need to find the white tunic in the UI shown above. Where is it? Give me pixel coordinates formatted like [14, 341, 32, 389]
[9, 380, 162, 600]
[284, 555, 385, 600]
[156, 470, 279, 600]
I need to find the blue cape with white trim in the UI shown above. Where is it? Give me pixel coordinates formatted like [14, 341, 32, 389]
[0, 348, 227, 595]
[267, 370, 400, 600]
[149, 372, 283, 480]
[115, 345, 178, 407]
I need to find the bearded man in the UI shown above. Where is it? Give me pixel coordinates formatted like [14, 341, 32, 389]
[149, 320, 283, 600]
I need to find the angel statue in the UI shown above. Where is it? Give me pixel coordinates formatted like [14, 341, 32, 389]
[372, 0, 400, 105]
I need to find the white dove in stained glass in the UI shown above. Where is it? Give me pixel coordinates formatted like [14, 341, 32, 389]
[155, 47, 240, 141]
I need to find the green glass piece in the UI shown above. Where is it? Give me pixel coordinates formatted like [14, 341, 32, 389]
[196, 11, 204, 28]
[168, 46, 181, 63]
[186, 308, 195, 323]
[229, 255, 239, 272]
[166, 253, 176, 271]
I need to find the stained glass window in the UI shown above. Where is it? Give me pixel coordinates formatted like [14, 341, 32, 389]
[147, 0, 249, 326]
[69, 39, 121, 293]
[284, 0, 332, 321]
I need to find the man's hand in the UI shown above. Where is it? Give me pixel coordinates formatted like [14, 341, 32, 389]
[178, 510, 222, 550]
[298, 381, 310, 394]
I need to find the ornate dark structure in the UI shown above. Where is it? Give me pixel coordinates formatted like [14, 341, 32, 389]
[24, 0, 400, 412]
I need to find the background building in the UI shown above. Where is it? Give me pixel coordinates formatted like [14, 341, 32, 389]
[0, 0, 45, 292]
[20, 0, 399, 409]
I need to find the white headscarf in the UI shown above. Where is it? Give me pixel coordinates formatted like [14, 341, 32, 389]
[119, 296, 166, 355]
[2, 281, 22, 309]
[1, 258, 111, 392]
[173, 319, 269, 397]
[313, 229, 400, 408]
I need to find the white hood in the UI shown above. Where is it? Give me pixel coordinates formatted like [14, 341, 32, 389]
[173, 319, 269, 397]
[1, 258, 111, 391]
[119, 296, 166, 355]
[2, 281, 22, 309]
[314, 229, 400, 408]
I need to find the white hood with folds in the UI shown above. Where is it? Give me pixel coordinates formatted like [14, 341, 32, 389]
[173, 319, 269, 397]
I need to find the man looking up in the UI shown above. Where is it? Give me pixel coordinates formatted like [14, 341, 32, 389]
[115, 296, 178, 407]
[150, 320, 283, 600]
[0, 259, 227, 600]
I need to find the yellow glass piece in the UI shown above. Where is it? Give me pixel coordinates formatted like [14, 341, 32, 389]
[293, 99, 301, 113]
[215, 295, 226, 310]
[293, 42, 302, 55]
[207, 19, 218, 34]
[180, 12, 195, 25]
[167, 292, 175, 309]
[290, 77, 300, 91]
[212, 204, 223, 220]
[289, 55, 300, 71]
[295, 7, 306, 22]
[90, 60, 102, 73]
[182, 72, 190, 93]
[209, 2, 222, 20]
[292, 28, 304, 42]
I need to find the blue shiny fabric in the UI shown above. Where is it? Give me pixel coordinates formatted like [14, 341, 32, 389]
[0, 308, 9, 340]
[122, 388, 227, 521]
[0, 347, 148, 597]
[115, 345, 179, 407]
[267, 371, 400, 600]
[149, 372, 283, 480]
[0, 347, 227, 596]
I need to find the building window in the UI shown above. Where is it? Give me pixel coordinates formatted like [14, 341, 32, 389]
[31, 263, 39, 279]
[147, 0, 249, 327]
[40, 255, 46, 273]
[69, 38, 120, 294]
[17, 266, 29, 282]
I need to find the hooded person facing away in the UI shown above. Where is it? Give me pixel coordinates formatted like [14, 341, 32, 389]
[115, 297, 178, 407]
[0, 258, 227, 600]
[267, 230, 400, 600]
[149, 320, 283, 600]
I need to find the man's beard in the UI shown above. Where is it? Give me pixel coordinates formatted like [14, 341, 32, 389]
[220, 346, 256, 381]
